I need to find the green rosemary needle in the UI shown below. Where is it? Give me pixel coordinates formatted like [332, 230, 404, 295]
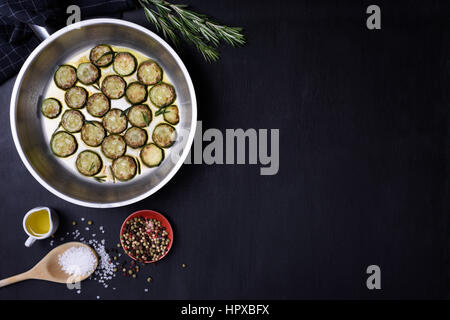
[138, 0, 245, 62]
[94, 175, 107, 183]
[142, 112, 150, 126]
[155, 107, 170, 116]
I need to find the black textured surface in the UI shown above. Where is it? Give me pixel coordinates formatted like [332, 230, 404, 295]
[0, 0, 449, 299]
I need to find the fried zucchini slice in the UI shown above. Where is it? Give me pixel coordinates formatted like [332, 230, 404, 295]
[113, 52, 137, 76]
[76, 62, 100, 85]
[90, 44, 114, 67]
[127, 104, 152, 128]
[101, 134, 126, 160]
[81, 121, 106, 147]
[124, 127, 148, 148]
[50, 131, 77, 157]
[86, 93, 110, 117]
[61, 110, 84, 133]
[137, 60, 163, 85]
[76, 150, 102, 176]
[41, 98, 62, 119]
[54, 65, 77, 90]
[65, 86, 88, 109]
[140, 143, 164, 167]
[112, 156, 137, 181]
[152, 123, 177, 148]
[125, 82, 147, 105]
[103, 109, 128, 134]
[101, 75, 126, 99]
[162, 105, 179, 125]
[149, 83, 176, 107]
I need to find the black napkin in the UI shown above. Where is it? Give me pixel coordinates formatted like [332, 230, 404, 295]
[0, 0, 137, 84]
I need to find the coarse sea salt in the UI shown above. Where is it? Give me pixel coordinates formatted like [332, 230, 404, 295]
[58, 246, 96, 277]
[51, 221, 119, 292]
[88, 238, 117, 288]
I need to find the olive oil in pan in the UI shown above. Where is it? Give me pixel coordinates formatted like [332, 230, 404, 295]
[42, 45, 178, 183]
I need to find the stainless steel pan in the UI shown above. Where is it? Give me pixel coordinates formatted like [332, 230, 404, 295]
[10, 19, 197, 208]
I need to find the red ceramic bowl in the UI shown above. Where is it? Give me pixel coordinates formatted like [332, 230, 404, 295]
[120, 210, 173, 263]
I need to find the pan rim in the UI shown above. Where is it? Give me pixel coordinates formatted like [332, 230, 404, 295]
[10, 18, 197, 208]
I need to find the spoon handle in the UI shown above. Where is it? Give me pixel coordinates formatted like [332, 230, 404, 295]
[0, 271, 32, 288]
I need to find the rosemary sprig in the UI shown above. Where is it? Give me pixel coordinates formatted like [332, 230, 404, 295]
[94, 175, 107, 183]
[121, 106, 133, 116]
[138, 0, 245, 62]
[88, 162, 96, 173]
[142, 111, 150, 126]
[155, 107, 170, 116]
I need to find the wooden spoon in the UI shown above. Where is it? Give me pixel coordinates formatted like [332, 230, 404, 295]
[0, 242, 98, 288]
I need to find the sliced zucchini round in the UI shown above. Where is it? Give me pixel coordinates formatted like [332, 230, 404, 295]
[124, 127, 148, 149]
[61, 110, 84, 133]
[149, 83, 176, 107]
[76, 150, 102, 176]
[101, 134, 126, 160]
[41, 98, 62, 119]
[103, 109, 128, 134]
[65, 86, 88, 109]
[137, 60, 163, 85]
[81, 121, 106, 147]
[54, 65, 77, 90]
[125, 82, 147, 105]
[90, 44, 114, 67]
[86, 93, 110, 117]
[152, 123, 177, 148]
[112, 156, 137, 181]
[101, 75, 126, 99]
[50, 131, 77, 157]
[113, 52, 137, 76]
[76, 62, 100, 85]
[127, 104, 152, 128]
[162, 105, 179, 125]
[140, 143, 164, 167]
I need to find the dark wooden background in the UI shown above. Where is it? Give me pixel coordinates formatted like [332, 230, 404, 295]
[0, 0, 448, 299]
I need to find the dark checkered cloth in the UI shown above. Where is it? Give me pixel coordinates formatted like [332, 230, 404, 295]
[0, 0, 136, 84]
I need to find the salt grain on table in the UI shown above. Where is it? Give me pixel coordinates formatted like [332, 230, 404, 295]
[88, 238, 117, 288]
[50, 223, 120, 293]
